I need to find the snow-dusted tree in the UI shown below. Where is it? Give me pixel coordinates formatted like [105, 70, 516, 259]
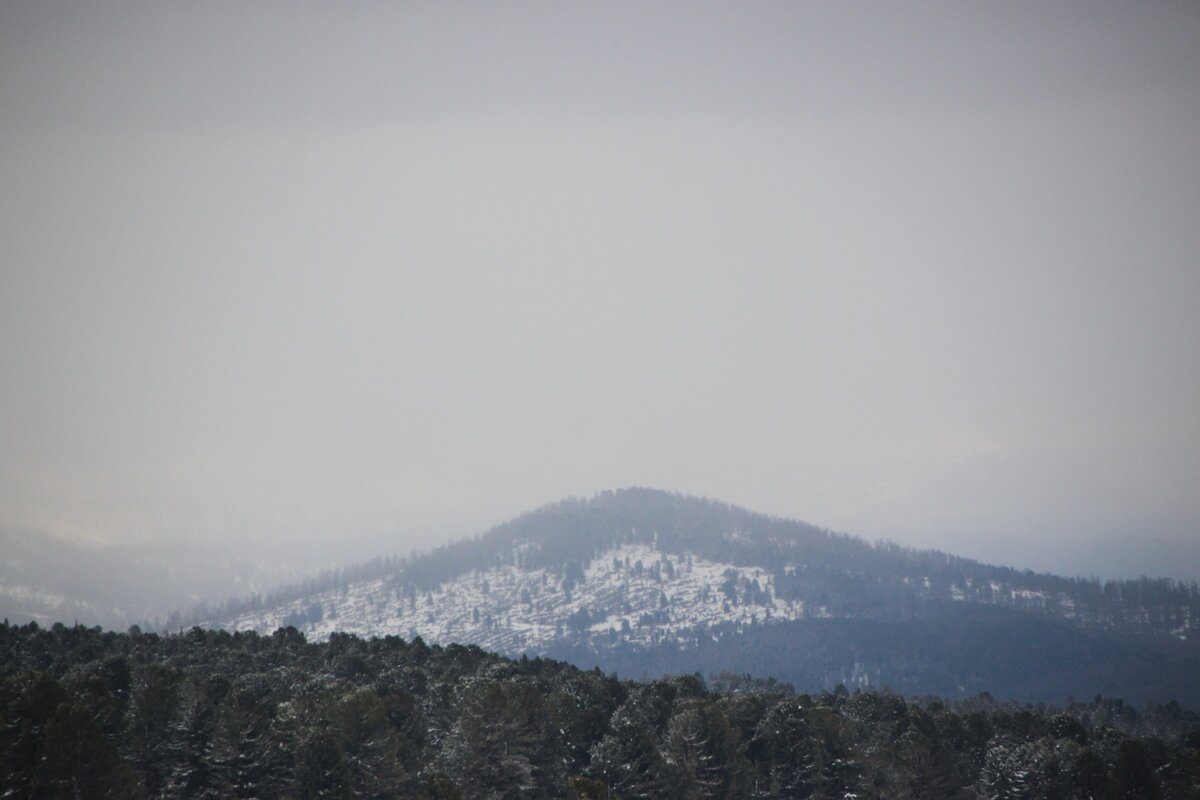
[447, 678, 546, 799]
[287, 687, 409, 799]
[748, 700, 816, 799]
[589, 695, 667, 800]
[206, 684, 292, 799]
[662, 700, 747, 800]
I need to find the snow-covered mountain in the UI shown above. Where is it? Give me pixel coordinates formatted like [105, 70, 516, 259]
[222, 541, 808, 652]
[199, 488, 1200, 706]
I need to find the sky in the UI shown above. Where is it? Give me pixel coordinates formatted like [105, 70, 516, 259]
[2, 2, 1198, 580]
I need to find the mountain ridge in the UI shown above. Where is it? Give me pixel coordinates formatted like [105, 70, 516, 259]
[191, 488, 1200, 706]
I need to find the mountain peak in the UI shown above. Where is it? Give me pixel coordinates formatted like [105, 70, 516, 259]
[197, 490, 1200, 706]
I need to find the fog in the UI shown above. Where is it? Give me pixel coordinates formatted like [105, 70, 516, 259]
[2, 2, 1198, 580]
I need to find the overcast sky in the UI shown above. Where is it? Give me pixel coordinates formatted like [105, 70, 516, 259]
[2, 2, 1198, 579]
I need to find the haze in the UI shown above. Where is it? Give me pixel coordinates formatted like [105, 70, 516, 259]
[2, 2, 1198, 581]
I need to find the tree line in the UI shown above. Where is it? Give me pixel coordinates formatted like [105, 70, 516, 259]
[3, 621, 1198, 799]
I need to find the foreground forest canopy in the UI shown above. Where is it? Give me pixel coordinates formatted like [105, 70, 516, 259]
[3, 623, 1199, 799]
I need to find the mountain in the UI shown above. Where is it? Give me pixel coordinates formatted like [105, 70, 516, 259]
[195, 488, 1200, 707]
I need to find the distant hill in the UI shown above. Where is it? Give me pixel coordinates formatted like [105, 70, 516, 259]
[193, 488, 1200, 707]
[0, 528, 315, 630]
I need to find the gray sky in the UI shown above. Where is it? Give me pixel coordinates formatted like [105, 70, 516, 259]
[2, 2, 1198, 579]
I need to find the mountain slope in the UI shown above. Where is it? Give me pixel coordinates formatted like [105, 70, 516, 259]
[199, 488, 1200, 706]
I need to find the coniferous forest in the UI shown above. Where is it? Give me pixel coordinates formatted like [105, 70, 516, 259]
[3, 621, 1198, 799]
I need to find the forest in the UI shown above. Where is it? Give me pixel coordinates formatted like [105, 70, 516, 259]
[2, 621, 1198, 799]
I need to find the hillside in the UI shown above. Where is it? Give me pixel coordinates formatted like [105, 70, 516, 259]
[196, 489, 1200, 706]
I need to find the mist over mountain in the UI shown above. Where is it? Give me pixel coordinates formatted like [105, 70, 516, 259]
[195, 489, 1200, 709]
[0, 527, 324, 630]
[4, 1, 1199, 583]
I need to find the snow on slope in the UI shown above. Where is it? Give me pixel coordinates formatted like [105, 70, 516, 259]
[218, 543, 810, 653]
